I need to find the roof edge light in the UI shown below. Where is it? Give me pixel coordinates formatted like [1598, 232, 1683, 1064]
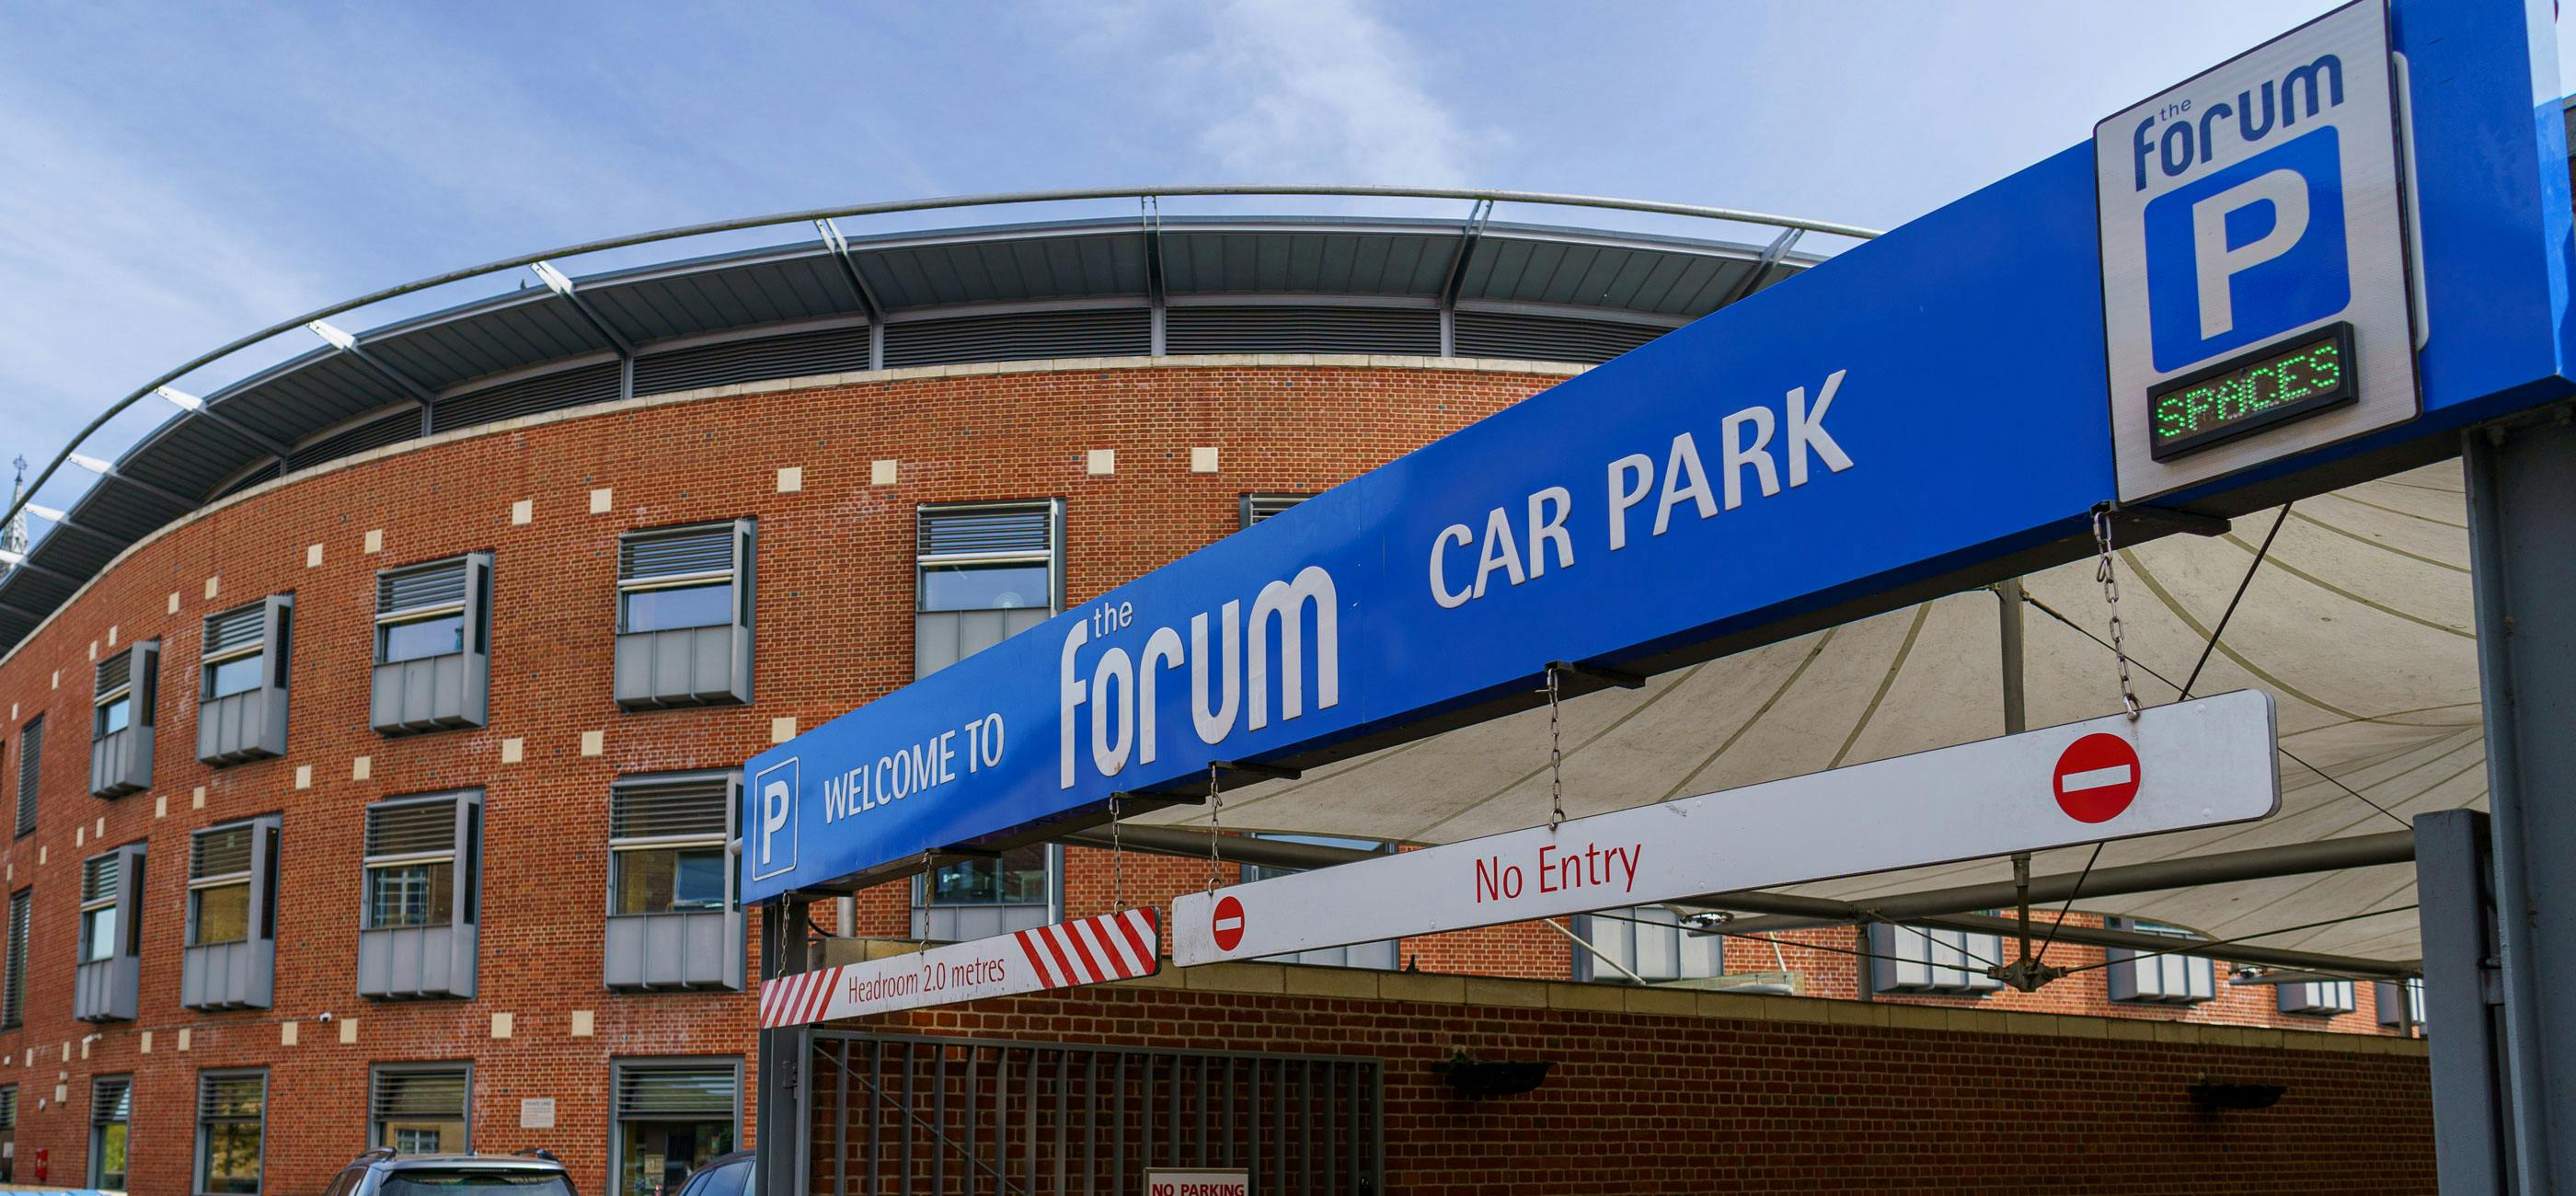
[154, 386, 203, 412]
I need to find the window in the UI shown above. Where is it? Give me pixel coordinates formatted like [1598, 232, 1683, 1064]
[371, 1064, 468, 1154]
[1867, 923, 2005, 995]
[1575, 905, 1724, 985]
[619, 523, 745, 633]
[1240, 493, 1309, 528]
[376, 558, 474, 664]
[2279, 979, 2358, 1016]
[94, 649, 138, 738]
[196, 1070, 265, 1194]
[363, 796, 474, 931]
[2104, 918, 2217, 1004]
[90, 1074, 130, 1190]
[1246, 835, 1398, 970]
[79, 850, 128, 964]
[190, 821, 274, 947]
[612, 1061, 739, 1196]
[2, 888, 27, 1029]
[16, 717, 40, 838]
[924, 845, 1053, 908]
[611, 774, 731, 915]
[914, 501, 1060, 677]
[614, 523, 755, 708]
[89, 642, 159, 797]
[0, 1084, 17, 1180]
[202, 601, 287, 701]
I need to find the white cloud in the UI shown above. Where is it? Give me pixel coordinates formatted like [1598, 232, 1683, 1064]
[1170, 0, 1497, 187]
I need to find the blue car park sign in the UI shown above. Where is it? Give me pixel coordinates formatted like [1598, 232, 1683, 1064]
[743, 0, 2573, 907]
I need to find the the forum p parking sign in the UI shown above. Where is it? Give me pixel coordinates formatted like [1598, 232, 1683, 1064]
[2095, 0, 2418, 502]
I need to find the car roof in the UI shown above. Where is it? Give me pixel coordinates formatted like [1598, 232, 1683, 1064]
[362, 1152, 569, 1172]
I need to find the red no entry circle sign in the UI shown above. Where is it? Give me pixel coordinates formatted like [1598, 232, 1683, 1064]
[2053, 732, 2142, 822]
[1212, 894, 1246, 951]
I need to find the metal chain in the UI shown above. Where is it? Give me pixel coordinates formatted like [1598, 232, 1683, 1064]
[1205, 764, 1225, 891]
[2091, 505, 2141, 720]
[1546, 665, 1567, 831]
[1109, 790, 1125, 912]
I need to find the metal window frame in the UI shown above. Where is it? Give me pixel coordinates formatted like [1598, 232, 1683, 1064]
[911, 843, 1064, 918]
[90, 641, 156, 740]
[606, 1055, 743, 1195]
[1, 888, 25, 1029]
[368, 1061, 473, 1155]
[606, 770, 737, 918]
[2103, 916, 2219, 1005]
[193, 1067, 268, 1196]
[77, 844, 144, 965]
[372, 555, 478, 663]
[9, 718, 31, 839]
[615, 521, 745, 634]
[361, 792, 478, 931]
[914, 499, 1064, 615]
[89, 1072, 132, 1190]
[0, 1083, 17, 1131]
[200, 597, 289, 700]
[1237, 492, 1313, 530]
[187, 816, 277, 949]
[1572, 905, 1721, 985]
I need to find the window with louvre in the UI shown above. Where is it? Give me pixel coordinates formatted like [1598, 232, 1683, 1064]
[376, 558, 472, 664]
[88, 641, 158, 796]
[1, 889, 25, 1029]
[372, 1064, 469, 1154]
[363, 795, 471, 930]
[1867, 922, 2005, 995]
[195, 1070, 264, 1195]
[2104, 918, 2217, 1004]
[2279, 979, 2359, 1016]
[16, 717, 40, 837]
[89, 1074, 130, 1191]
[1574, 905, 1724, 985]
[611, 1059, 739, 1196]
[609, 774, 731, 915]
[78, 850, 125, 964]
[189, 820, 275, 948]
[201, 596, 293, 765]
[1240, 493, 1309, 529]
[2377, 977, 2428, 1029]
[372, 555, 491, 735]
[615, 522, 754, 708]
[0, 1084, 17, 1129]
[915, 501, 1060, 678]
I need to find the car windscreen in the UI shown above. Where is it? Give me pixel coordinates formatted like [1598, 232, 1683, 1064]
[383, 1173, 576, 1195]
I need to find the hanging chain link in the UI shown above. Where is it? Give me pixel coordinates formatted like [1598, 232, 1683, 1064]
[1205, 763, 1225, 891]
[2091, 505, 2142, 720]
[1546, 665, 1567, 831]
[1108, 790, 1125, 912]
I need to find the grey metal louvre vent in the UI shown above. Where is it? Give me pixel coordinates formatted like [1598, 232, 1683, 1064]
[379, 560, 468, 615]
[204, 605, 266, 655]
[1453, 310, 1670, 364]
[429, 362, 622, 433]
[198, 1071, 264, 1117]
[614, 1064, 734, 1118]
[918, 506, 1052, 556]
[633, 326, 873, 396]
[81, 852, 118, 903]
[367, 798, 458, 857]
[610, 776, 730, 839]
[371, 1067, 466, 1119]
[95, 652, 129, 695]
[1165, 305, 1440, 356]
[882, 308, 1150, 369]
[620, 525, 732, 581]
[15, 717, 40, 836]
[192, 824, 253, 879]
[1242, 494, 1307, 528]
[90, 1075, 129, 1123]
[284, 408, 419, 474]
[0, 1085, 17, 1128]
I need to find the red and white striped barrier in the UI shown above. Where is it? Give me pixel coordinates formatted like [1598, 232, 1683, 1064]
[759, 908, 1161, 1029]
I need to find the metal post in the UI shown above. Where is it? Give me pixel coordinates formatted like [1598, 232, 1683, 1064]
[2458, 413, 2576, 1193]
[755, 897, 813, 1196]
[2417, 810, 2511, 1190]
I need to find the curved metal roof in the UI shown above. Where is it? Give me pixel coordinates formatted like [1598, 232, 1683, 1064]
[0, 191, 1854, 652]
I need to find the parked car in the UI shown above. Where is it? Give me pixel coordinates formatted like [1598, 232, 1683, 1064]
[672, 1149, 753, 1196]
[323, 1147, 577, 1195]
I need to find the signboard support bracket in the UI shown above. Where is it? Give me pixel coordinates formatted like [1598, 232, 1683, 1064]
[2108, 506, 2232, 538]
[1545, 660, 1647, 693]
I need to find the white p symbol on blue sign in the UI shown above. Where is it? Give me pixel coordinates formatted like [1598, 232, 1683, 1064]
[750, 759, 798, 880]
[2143, 125, 2351, 372]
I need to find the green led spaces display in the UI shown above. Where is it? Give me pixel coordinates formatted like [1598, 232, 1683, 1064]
[2148, 322, 2357, 461]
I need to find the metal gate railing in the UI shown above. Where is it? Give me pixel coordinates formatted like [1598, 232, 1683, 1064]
[809, 1031, 1383, 1195]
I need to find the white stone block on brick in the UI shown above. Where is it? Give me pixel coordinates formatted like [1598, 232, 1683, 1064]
[870, 459, 898, 486]
[205, 575, 219, 599]
[340, 1018, 359, 1044]
[569, 1010, 594, 1037]
[353, 755, 372, 781]
[296, 765, 312, 789]
[491, 1012, 513, 1039]
[1191, 446, 1220, 473]
[590, 488, 613, 513]
[1087, 448, 1116, 475]
[501, 737, 524, 764]
[307, 543, 324, 568]
[365, 529, 384, 554]
[772, 717, 797, 743]
[281, 1021, 298, 1046]
[581, 730, 604, 757]
[511, 499, 533, 524]
[776, 466, 803, 492]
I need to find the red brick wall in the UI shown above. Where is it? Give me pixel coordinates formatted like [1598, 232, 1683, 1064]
[0, 362, 1550, 1195]
[815, 980, 2435, 1194]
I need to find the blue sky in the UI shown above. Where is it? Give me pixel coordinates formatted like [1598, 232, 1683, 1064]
[0, 0, 2555, 521]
